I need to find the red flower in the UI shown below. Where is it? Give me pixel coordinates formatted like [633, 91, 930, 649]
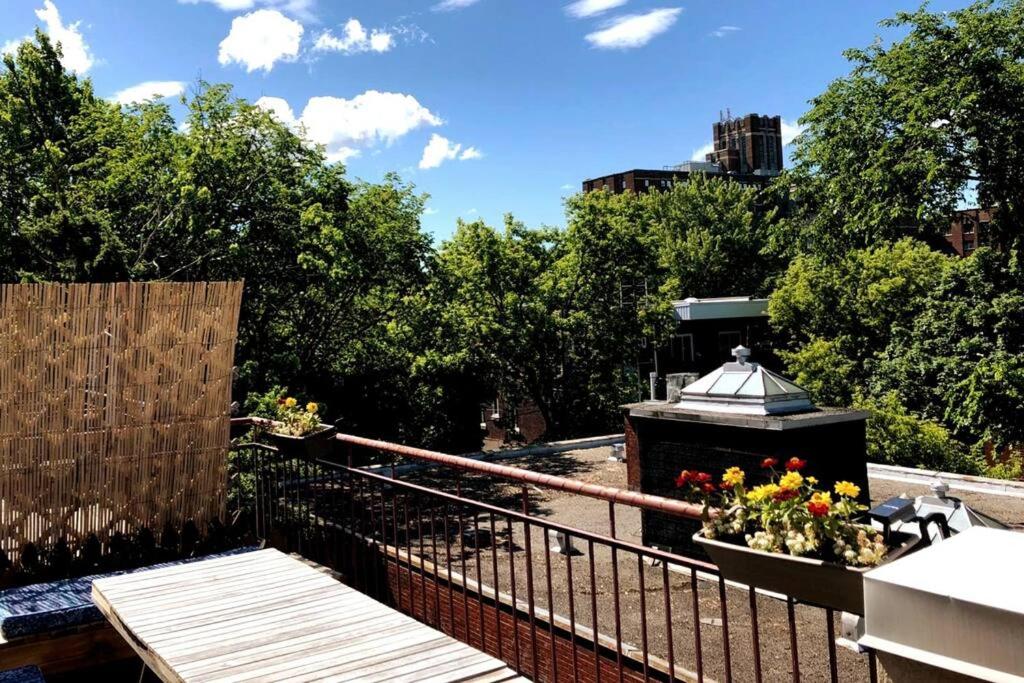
[806, 500, 829, 517]
[674, 470, 693, 488]
[276, 397, 286, 405]
[772, 488, 798, 502]
[785, 457, 807, 472]
[761, 457, 778, 469]
[692, 472, 712, 483]
[701, 482, 717, 494]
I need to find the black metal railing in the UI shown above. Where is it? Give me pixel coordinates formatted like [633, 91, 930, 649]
[230, 426, 879, 683]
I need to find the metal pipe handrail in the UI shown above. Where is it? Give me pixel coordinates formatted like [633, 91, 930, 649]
[231, 416, 707, 521]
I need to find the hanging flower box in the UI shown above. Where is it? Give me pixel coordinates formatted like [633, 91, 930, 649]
[266, 425, 336, 460]
[677, 458, 921, 615]
[693, 528, 918, 614]
[263, 396, 336, 460]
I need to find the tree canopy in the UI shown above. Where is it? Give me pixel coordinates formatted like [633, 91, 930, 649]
[783, 0, 1024, 256]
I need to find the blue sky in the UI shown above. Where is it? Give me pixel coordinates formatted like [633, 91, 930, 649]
[2, 0, 967, 241]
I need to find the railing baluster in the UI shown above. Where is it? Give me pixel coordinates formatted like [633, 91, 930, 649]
[490, 513, 504, 663]
[719, 576, 733, 683]
[390, 485, 403, 611]
[691, 571, 704, 683]
[473, 511, 486, 653]
[507, 516, 522, 674]
[429, 505, 443, 631]
[662, 560, 675, 683]
[543, 525, 558, 683]
[826, 608, 839, 683]
[443, 505, 457, 640]
[609, 502, 624, 683]
[378, 486, 392, 607]
[590, 539, 602, 683]
[415, 500, 429, 625]
[521, 487, 539, 680]
[787, 597, 800, 682]
[566, 531, 579, 683]
[403, 494, 415, 620]
[749, 587, 763, 683]
[458, 504, 472, 651]
[637, 555, 650, 682]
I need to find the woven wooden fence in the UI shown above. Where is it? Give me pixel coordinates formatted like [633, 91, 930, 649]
[0, 281, 244, 565]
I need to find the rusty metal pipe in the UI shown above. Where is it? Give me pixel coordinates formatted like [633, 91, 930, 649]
[234, 417, 706, 521]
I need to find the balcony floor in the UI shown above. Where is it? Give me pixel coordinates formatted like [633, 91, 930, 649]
[91, 548, 526, 682]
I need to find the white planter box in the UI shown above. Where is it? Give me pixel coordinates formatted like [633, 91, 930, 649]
[860, 527, 1024, 682]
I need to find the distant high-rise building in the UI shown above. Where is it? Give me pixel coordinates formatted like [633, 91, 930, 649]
[581, 111, 784, 195]
[706, 112, 784, 176]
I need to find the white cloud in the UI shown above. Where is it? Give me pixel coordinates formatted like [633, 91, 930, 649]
[423, 206, 439, 216]
[561, 183, 575, 190]
[781, 119, 805, 146]
[710, 25, 740, 38]
[691, 141, 714, 161]
[565, 0, 628, 19]
[33, 1, 94, 74]
[178, 0, 315, 19]
[433, 0, 481, 11]
[314, 19, 393, 55]
[255, 95, 297, 124]
[112, 80, 186, 105]
[218, 9, 303, 72]
[257, 91, 442, 163]
[418, 134, 483, 170]
[585, 8, 681, 50]
[420, 134, 461, 169]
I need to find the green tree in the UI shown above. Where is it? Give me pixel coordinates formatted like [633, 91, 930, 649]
[770, 238, 951, 405]
[645, 174, 780, 299]
[873, 248, 1024, 452]
[784, 0, 1024, 256]
[1, 33, 442, 447]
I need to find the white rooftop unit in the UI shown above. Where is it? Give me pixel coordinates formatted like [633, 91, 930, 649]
[675, 346, 815, 416]
[861, 527, 1024, 681]
[672, 296, 769, 321]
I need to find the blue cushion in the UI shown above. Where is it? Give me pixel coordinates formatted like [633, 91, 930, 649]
[0, 666, 44, 682]
[0, 546, 258, 640]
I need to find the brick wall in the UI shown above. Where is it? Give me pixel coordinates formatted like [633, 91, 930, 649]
[376, 552, 669, 682]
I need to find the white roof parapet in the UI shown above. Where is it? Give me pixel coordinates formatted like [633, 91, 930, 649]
[675, 345, 815, 416]
[672, 296, 769, 321]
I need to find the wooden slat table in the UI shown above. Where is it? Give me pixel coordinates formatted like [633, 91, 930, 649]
[92, 549, 527, 682]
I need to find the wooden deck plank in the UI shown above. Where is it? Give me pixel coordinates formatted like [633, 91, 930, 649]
[173, 618, 417, 676]
[163, 604, 391, 663]
[92, 548, 520, 682]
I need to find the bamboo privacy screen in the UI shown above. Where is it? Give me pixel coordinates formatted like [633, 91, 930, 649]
[0, 282, 244, 565]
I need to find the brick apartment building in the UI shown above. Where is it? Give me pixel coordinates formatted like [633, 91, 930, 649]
[582, 112, 783, 195]
[945, 208, 994, 257]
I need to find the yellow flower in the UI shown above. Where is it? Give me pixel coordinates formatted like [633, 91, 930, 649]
[306, 402, 318, 414]
[806, 476, 819, 486]
[284, 397, 297, 408]
[721, 466, 745, 487]
[779, 471, 803, 491]
[747, 483, 779, 503]
[834, 481, 861, 498]
[811, 491, 832, 505]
